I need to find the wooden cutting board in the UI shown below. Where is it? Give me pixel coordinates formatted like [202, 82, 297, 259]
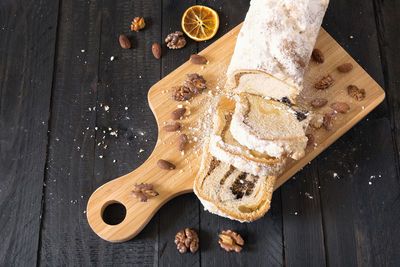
[87, 24, 385, 242]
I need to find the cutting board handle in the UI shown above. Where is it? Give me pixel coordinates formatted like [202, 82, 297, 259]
[86, 154, 193, 242]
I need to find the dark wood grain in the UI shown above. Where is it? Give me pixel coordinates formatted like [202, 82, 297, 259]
[373, 0, 400, 186]
[318, 118, 400, 266]
[322, 0, 387, 120]
[38, 0, 161, 265]
[280, 1, 388, 266]
[157, 1, 200, 266]
[0, 0, 59, 265]
[1, 0, 400, 266]
[281, 164, 326, 267]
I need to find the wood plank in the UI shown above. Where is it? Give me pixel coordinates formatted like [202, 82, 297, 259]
[200, 192, 284, 266]
[0, 0, 59, 265]
[318, 118, 400, 266]
[322, 0, 387, 119]
[197, 1, 282, 265]
[39, 0, 161, 265]
[281, 164, 326, 267]
[157, 1, 200, 266]
[373, 0, 400, 178]
[280, 1, 388, 266]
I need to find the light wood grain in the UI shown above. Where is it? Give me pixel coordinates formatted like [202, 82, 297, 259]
[87, 24, 385, 242]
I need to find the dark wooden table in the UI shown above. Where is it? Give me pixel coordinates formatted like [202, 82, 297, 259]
[1, 0, 399, 266]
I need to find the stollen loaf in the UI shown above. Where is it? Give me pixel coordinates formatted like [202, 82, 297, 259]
[225, 0, 329, 103]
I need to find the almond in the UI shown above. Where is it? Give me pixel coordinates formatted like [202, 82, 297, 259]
[311, 98, 328, 108]
[163, 122, 181, 132]
[171, 108, 186, 120]
[337, 63, 353, 73]
[306, 134, 315, 146]
[119, 34, 131, 49]
[152, 43, 161, 59]
[323, 111, 336, 131]
[157, 159, 175, 170]
[311, 49, 324, 63]
[330, 102, 350, 113]
[177, 134, 188, 151]
[190, 54, 207, 65]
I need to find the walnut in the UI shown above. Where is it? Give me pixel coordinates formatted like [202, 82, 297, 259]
[131, 183, 158, 202]
[165, 31, 186, 49]
[309, 112, 324, 129]
[171, 85, 192, 101]
[218, 230, 244, 252]
[184, 73, 207, 94]
[315, 75, 334, 90]
[174, 228, 199, 253]
[347, 85, 366, 101]
[131, 17, 145, 32]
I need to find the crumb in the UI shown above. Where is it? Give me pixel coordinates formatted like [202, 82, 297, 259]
[113, 159, 116, 163]
[305, 192, 314, 199]
[125, 107, 128, 110]
[104, 105, 110, 111]
[139, 149, 144, 153]
[81, 49, 85, 53]
[110, 56, 115, 61]
[99, 155, 103, 158]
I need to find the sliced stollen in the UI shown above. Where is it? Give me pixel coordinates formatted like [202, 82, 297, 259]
[225, 0, 329, 103]
[193, 142, 276, 222]
[230, 93, 310, 160]
[209, 97, 287, 177]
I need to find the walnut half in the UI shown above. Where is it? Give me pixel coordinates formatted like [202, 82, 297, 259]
[165, 31, 186, 49]
[174, 228, 199, 253]
[218, 230, 244, 252]
[131, 183, 158, 202]
[131, 17, 145, 32]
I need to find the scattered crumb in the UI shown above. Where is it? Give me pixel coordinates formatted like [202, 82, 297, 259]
[110, 56, 115, 61]
[305, 192, 314, 199]
[104, 105, 110, 111]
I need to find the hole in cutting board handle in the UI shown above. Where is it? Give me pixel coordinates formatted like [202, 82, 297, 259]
[102, 201, 126, 225]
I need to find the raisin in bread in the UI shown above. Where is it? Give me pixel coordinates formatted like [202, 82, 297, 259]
[230, 93, 310, 160]
[209, 97, 287, 176]
[225, 0, 329, 103]
[193, 142, 276, 222]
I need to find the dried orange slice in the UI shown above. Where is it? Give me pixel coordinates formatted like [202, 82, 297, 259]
[181, 5, 219, 41]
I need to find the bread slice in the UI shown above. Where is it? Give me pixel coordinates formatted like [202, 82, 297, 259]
[225, 0, 329, 103]
[209, 97, 287, 176]
[230, 93, 310, 160]
[193, 142, 276, 222]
